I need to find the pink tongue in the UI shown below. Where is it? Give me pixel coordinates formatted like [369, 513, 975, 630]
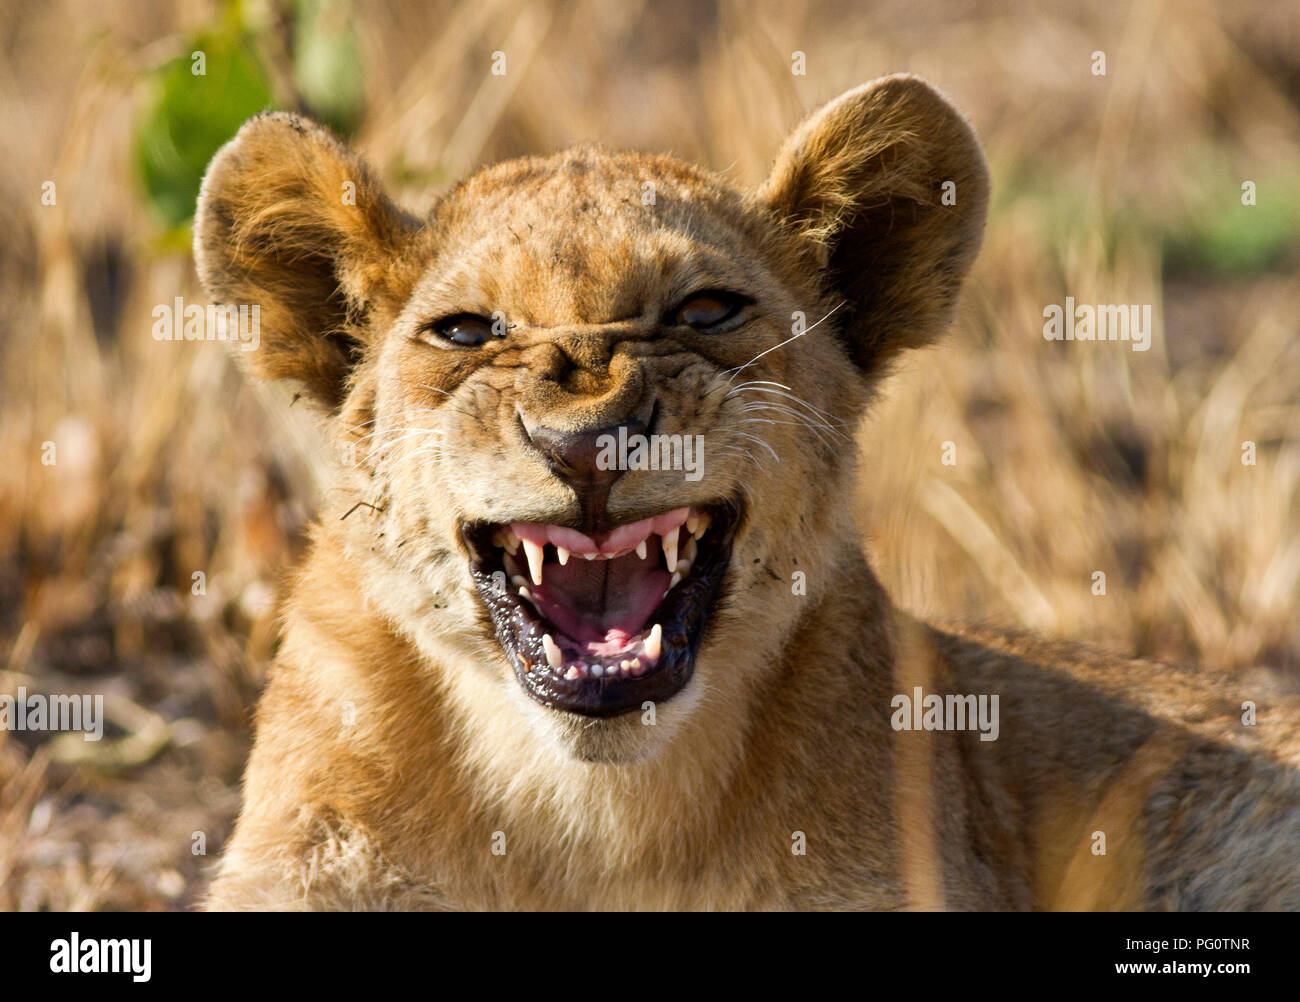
[529, 549, 669, 655]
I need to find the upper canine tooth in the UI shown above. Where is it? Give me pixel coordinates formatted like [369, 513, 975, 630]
[543, 633, 563, 668]
[662, 527, 679, 572]
[523, 539, 545, 585]
[635, 539, 647, 560]
[556, 545, 570, 566]
[695, 513, 710, 539]
[669, 571, 682, 589]
[645, 623, 662, 662]
[686, 513, 699, 536]
[503, 529, 521, 555]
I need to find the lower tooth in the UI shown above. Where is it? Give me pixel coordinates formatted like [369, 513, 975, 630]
[591, 664, 603, 678]
[542, 633, 563, 668]
[564, 665, 581, 681]
[669, 571, 682, 589]
[645, 623, 662, 662]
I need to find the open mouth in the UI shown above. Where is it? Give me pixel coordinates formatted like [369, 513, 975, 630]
[463, 503, 739, 716]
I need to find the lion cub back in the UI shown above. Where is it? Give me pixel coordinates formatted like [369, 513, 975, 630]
[926, 625, 1300, 909]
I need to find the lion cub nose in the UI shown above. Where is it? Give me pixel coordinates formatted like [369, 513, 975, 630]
[525, 415, 649, 527]
[527, 417, 646, 484]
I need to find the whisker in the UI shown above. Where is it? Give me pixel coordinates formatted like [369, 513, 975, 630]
[735, 405, 842, 447]
[354, 424, 449, 446]
[726, 381, 849, 425]
[723, 301, 846, 385]
[737, 417, 836, 450]
[735, 399, 843, 429]
[362, 429, 447, 464]
[728, 430, 781, 464]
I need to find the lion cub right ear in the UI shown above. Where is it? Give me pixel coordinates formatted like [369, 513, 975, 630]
[759, 75, 989, 378]
[194, 112, 423, 410]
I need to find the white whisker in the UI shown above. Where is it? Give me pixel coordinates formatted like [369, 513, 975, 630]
[723, 301, 846, 384]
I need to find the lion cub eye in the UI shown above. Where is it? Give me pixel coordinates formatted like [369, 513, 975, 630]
[421, 313, 498, 348]
[669, 291, 752, 333]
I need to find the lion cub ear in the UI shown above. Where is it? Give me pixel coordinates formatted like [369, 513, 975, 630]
[194, 112, 421, 410]
[759, 74, 989, 374]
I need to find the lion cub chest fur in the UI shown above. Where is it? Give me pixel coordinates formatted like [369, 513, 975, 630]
[195, 76, 1300, 910]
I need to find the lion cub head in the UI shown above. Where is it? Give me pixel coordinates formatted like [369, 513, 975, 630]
[195, 75, 987, 763]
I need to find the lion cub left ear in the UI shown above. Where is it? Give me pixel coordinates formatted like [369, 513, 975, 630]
[194, 112, 423, 410]
[759, 74, 989, 375]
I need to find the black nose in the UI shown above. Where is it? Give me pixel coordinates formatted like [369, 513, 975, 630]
[525, 413, 650, 530]
[527, 416, 647, 483]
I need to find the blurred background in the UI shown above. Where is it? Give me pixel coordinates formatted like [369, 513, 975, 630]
[1, 0, 1298, 910]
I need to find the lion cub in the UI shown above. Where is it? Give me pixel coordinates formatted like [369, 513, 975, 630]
[195, 75, 1300, 910]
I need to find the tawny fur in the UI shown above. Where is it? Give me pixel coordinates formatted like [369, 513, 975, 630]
[193, 75, 1300, 911]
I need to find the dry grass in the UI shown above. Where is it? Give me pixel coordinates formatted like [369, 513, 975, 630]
[1, 0, 1297, 910]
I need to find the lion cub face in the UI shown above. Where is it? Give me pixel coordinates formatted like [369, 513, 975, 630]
[195, 75, 988, 762]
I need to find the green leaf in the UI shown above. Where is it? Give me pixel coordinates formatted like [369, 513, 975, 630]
[293, 0, 365, 138]
[134, 29, 274, 229]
